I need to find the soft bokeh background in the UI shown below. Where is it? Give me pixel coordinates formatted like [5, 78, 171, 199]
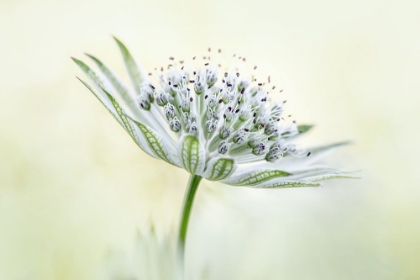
[1, 0, 419, 279]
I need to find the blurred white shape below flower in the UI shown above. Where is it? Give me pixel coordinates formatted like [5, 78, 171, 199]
[96, 229, 183, 280]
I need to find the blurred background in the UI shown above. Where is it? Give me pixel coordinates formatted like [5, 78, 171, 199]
[1, 0, 419, 279]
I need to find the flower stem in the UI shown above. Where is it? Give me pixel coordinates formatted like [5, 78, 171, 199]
[178, 174, 202, 256]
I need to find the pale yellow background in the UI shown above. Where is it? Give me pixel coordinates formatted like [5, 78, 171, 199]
[0, 0, 419, 279]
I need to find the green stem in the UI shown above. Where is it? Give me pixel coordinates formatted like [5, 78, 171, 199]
[178, 174, 202, 256]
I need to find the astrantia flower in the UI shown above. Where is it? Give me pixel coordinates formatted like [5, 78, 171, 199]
[73, 38, 350, 186]
[72, 37, 354, 256]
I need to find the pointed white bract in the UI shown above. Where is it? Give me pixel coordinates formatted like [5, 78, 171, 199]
[73, 38, 354, 188]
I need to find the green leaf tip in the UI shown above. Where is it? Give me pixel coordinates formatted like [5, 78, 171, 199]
[112, 36, 146, 94]
[297, 124, 314, 134]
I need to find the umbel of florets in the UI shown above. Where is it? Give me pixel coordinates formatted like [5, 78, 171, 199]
[73, 38, 353, 188]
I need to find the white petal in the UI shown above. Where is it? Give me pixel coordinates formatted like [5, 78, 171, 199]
[202, 157, 237, 181]
[124, 114, 180, 167]
[76, 77, 157, 158]
[177, 135, 206, 175]
[250, 180, 320, 189]
[113, 37, 148, 95]
[232, 141, 351, 175]
[73, 57, 151, 127]
[85, 53, 137, 112]
[247, 166, 353, 188]
[222, 169, 291, 186]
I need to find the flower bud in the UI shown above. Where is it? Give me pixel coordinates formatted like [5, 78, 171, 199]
[164, 103, 175, 120]
[218, 141, 230, 154]
[169, 117, 181, 132]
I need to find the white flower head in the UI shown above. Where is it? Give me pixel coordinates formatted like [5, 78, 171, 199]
[73, 38, 354, 188]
